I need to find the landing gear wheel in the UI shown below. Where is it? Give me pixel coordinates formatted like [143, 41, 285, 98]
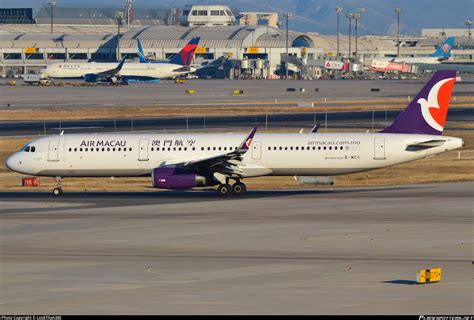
[217, 184, 232, 196]
[232, 183, 247, 195]
[53, 188, 63, 196]
[53, 176, 64, 196]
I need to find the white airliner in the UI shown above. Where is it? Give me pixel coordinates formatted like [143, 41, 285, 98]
[40, 60, 195, 83]
[6, 71, 464, 196]
[40, 37, 200, 82]
[374, 37, 455, 65]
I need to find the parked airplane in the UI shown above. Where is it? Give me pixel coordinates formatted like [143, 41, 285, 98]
[138, 37, 200, 66]
[40, 39, 200, 83]
[6, 71, 464, 196]
[374, 37, 455, 65]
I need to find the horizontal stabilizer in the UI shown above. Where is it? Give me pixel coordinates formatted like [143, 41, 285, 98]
[173, 66, 193, 73]
[408, 140, 446, 148]
[406, 139, 446, 151]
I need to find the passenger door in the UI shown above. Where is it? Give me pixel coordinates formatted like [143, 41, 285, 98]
[252, 141, 262, 160]
[138, 139, 149, 161]
[374, 137, 386, 160]
[47, 139, 60, 162]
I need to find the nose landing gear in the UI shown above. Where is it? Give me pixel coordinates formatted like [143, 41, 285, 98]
[53, 176, 63, 196]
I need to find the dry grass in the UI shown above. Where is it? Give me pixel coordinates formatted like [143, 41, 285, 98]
[1, 96, 473, 121]
[1, 129, 473, 193]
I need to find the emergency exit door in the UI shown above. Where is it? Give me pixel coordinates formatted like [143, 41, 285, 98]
[47, 139, 60, 162]
[138, 139, 149, 161]
[374, 137, 386, 160]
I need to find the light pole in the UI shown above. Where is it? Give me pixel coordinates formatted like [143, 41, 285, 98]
[466, 20, 472, 39]
[395, 8, 401, 58]
[283, 12, 293, 80]
[115, 11, 124, 61]
[355, 8, 364, 60]
[126, 0, 133, 29]
[49, 0, 56, 34]
[335, 7, 342, 59]
[353, 12, 362, 60]
[346, 13, 353, 59]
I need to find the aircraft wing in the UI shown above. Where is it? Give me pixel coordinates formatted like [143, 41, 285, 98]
[95, 57, 126, 78]
[175, 127, 258, 177]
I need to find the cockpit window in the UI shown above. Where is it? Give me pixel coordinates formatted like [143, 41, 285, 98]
[21, 145, 36, 152]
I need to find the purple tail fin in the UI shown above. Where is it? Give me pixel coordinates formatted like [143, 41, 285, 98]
[382, 70, 456, 135]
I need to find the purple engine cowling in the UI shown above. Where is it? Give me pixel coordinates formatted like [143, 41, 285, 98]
[152, 167, 207, 189]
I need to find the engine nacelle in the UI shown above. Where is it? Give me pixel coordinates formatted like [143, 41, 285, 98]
[84, 73, 98, 83]
[152, 167, 207, 190]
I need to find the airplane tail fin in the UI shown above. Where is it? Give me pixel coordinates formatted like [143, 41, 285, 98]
[381, 70, 456, 136]
[431, 37, 455, 59]
[169, 37, 201, 66]
[137, 38, 147, 63]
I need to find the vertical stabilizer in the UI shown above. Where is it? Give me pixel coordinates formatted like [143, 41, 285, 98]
[382, 70, 456, 135]
[431, 37, 455, 59]
[169, 37, 201, 66]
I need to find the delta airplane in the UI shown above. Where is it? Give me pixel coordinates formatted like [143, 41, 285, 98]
[39, 38, 200, 83]
[374, 37, 455, 65]
[137, 37, 200, 66]
[6, 71, 464, 196]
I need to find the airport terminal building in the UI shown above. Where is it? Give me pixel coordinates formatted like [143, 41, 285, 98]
[0, 5, 473, 78]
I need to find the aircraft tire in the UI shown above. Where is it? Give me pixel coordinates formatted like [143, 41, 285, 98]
[232, 183, 247, 195]
[217, 184, 232, 196]
[53, 188, 63, 196]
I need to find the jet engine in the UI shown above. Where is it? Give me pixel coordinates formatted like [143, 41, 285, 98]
[84, 73, 98, 83]
[152, 167, 208, 189]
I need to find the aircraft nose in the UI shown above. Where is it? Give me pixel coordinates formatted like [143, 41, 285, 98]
[5, 154, 21, 172]
[40, 68, 49, 77]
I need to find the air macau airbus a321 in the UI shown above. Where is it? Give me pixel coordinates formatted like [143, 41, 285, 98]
[6, 71, 464, 196]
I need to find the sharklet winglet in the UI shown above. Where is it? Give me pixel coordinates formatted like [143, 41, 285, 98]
[238, 127, 258, 152]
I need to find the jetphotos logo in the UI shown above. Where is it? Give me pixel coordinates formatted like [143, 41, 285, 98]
[418, 77, 455, 132]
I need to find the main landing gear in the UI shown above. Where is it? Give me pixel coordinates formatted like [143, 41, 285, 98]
[53, 176, 63, 196]
[216, 180, 247, 196]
